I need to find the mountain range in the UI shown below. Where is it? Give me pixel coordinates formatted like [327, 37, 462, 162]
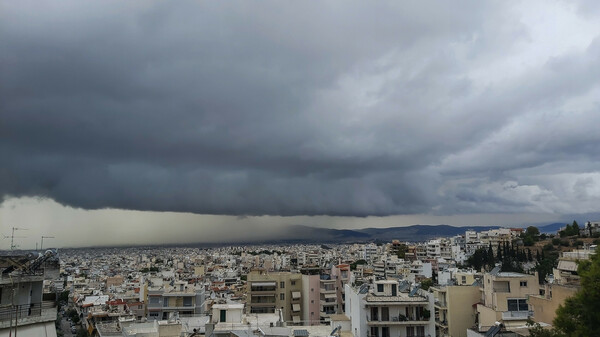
[271, 224, 502, 244]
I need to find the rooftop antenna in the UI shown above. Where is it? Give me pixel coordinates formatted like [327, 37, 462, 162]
[41, 236, 55, 250]
[3, 227, 28, 250]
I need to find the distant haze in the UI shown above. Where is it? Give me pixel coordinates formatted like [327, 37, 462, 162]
[2, 1, 600, 247]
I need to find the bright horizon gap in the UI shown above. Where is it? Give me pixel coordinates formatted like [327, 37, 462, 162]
[0, 197, 567, 249]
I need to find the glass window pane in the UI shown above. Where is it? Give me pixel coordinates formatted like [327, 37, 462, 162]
[507, 299, 518, 311]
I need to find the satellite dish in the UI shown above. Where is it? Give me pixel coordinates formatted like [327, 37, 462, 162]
[210, 291, 216, 299]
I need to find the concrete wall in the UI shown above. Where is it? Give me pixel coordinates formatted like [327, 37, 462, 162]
[530, 284, 578, 325]
[447, 286, 481, 337]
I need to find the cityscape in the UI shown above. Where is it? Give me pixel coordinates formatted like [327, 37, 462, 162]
[2, 1, 600, 337]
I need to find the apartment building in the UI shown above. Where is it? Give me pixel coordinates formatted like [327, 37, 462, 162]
[331, 264, 350, 314]
[474, 269, 538, 331]
[529, 246, 595, 325]
[360, 280, 435, 337]
[301, 272, 320, 326]
[246, 270, 302, 324]
[364, 244, 379, 262]
[431, 284, 480, 337]
[146, 281, 204, 320]
[318, 274, 337, 323]
[0, 251, 59, 337]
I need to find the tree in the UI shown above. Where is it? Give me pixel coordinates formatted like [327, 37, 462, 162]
[530, 248, 600, 336]
[420, 278, 433, 291]
[572, 221, 580, 237]
[526, 226, 540, 237]
[487, 244, 495, 269]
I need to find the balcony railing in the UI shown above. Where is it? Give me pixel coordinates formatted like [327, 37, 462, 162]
[502, 310, 533, 320]
[367, 314, 429, 324]
[0, 301, 57, 329]
[0, 302, 56, 322]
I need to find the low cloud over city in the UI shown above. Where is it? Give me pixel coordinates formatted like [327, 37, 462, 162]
[2, 0, 600, 225]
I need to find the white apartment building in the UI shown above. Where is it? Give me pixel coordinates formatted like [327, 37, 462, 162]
[346, 280, 435, 337]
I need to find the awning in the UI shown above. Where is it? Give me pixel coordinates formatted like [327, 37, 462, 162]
[293, 315, 301, 323]
[251, 281, 276, 287]
[324, 293, 337, 299]
[292, 303, 301, 312]
[292, 291, 301, 299]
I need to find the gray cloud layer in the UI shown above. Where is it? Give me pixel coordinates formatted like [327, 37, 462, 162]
[2, 1, 600, 217]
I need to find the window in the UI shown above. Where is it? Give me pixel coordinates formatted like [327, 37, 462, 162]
[406, 326, 415, 337]
[520, 281, 527, 287]
[416, 326, 425, 336]
[311, 300, 314, 303]
[461, 276, 466, 283]
[311, 288, 314, 292]
[280, 293, 285, 300]
[280, 281, 285, 289]
[291, 281, 296, 286]
[377, 284, 384, 292]
[382, 327, 390, 337]
[507, 298, 528, 311]
[220, 309, 227, 322]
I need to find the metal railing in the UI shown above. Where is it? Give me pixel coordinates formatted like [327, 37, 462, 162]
[0, 301, 56, 322]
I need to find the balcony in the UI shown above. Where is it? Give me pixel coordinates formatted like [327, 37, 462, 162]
[434, 299, 447, 309]
[367, 314, 429, 325]
[502, 310, 533, 320]
[0, 301, 57, 329]
[435, 319, 448, 327]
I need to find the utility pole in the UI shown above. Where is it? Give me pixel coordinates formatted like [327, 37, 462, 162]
[3, 227, 28, 250]
[40, 236, 55, 250]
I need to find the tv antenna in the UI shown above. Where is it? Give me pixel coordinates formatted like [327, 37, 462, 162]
[3, 227, 28, 250]
[41, 236, 55, 250]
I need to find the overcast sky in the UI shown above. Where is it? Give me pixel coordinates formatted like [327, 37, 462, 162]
[2, 1, 600, 248]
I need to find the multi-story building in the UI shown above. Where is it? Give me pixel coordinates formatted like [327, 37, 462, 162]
[431, 284, 480, 337]
[529, 246, 595, 326]
[318, 274, 337, 323]
[364, 244, 378, 262]
[0, 251, 59, 337]
[347, 280, 435, 337]
[246, 270, 302, 324]
[474, 269, 538, 332]
[146, 281, 204, 320]
[301, 271, 320, 326]
[331, 264, 350, 314]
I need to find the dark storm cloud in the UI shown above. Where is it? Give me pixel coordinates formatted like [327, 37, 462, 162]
[2, 1, 600, 216]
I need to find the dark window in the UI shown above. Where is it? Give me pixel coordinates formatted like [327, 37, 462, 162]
[377, 284, 384, 292]
[381, 307, 389, 321]
[507, 299, 528, 311]
[220, 309, 227, 322]
[291, 281, 296, 286]
[280, 293, 285, 300]
[520, 281, 527, 287]
[406, 326, 415, 337]
[371, 307, 379, 321]
[382, 327, 390, 337]
[280, 281, 285, 289]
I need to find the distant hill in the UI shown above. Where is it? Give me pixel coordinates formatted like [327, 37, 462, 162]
[231, 224, 501, 244]
[357, 224, 500, 242]
[536, 222, 565, 233]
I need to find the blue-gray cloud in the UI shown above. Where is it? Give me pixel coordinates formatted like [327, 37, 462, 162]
[1, 1, 600, 216]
